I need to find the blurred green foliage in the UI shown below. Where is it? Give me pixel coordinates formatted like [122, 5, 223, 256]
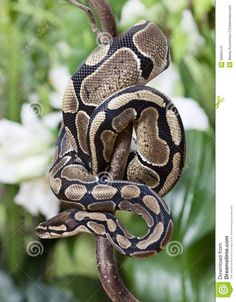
[0, 0, 214, 301]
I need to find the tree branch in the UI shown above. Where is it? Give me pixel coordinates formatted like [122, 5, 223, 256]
[67, 1, 138, 301]
[96, 125, 139, 302]
[87, 0, 117, 37]
[85, 1, 138, 299]
[67, 0, 117, 37]
[67, 0, 100, 34]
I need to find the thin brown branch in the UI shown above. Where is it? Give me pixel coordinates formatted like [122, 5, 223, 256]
[87, 0, 118, 36]
[96, 125, 140, 302]
[67, 0, 100, 34]
[67, 0, 118, 38]
[109, 125, 133, 179]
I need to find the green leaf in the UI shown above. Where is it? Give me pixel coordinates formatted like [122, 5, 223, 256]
[171, 31, 189, 63]
[4, 186, 25, 274]
[52, 235, 98, 278]
[193, 0, 213, 20]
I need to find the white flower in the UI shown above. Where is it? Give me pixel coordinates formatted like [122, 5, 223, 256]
[0, 66, 69, 218]
[15, 177, 59, 219]
[0, 104, 54, 184]
[42, 112, 62, 129]
[148, 64, 182, 96]
[120, 0, 148, 26]
[49, 66, 70, 109]
[172, 96, 209, 131]
[0, 104, 60, 218]
[29, 93, 40, 103]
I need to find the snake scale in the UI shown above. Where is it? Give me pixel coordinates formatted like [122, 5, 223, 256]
[36, 20, 185, 257]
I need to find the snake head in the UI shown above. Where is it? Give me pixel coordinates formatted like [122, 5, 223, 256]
[35, 209, 80, 239]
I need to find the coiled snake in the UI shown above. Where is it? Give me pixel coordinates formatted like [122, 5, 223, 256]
[36, 21, 185, 257]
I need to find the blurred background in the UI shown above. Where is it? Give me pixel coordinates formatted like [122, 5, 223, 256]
[0, 0, 214, 301]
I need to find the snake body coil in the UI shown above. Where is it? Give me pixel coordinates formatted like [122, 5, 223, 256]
[36, 21, 185, 257]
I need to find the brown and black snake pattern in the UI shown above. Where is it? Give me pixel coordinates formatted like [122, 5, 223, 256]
[36, 20, 185, 257]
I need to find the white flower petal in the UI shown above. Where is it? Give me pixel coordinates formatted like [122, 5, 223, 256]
[49, 65, 69, 92]
[0, 120, 37, 160]
[0, 153, 50, 184]
[173, 96, 209, 131]
[49, 92, 62, 110]
[120, 0, 148, 25]
[29, 93, 40, 103]
[21, 104, 51, 140]
[0, 106, 54, 184]
[15, 177, 59, 219]
[148, 64, 181, 96]
[21, 103, 39, 126]
[42, 112, 62, 129]
[49, 66, 70, 109]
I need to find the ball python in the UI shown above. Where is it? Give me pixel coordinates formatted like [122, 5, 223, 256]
[36, 20, 185, 257]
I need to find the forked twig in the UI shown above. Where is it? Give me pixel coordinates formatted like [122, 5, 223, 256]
[87, 0, 117, 37]
[67, 0, 100, 34]
[67, 0, 117, 37]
